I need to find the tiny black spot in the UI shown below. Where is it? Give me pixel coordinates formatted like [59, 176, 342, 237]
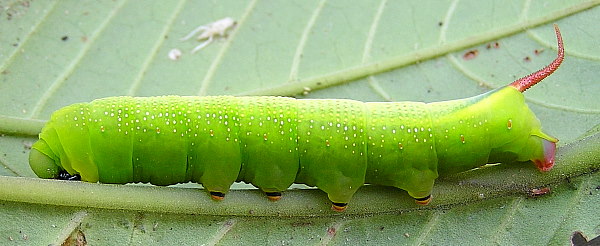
[438, 21, 443, 26]
[61, 36, 69, 41]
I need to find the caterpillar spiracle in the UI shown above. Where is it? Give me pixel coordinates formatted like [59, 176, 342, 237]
[29, 25, 564, 211]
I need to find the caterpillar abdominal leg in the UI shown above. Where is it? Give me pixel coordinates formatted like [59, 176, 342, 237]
[265, 192, 282, 201]
[209, 191, 226, 201]
[331, 202, 348, 212]
[414, 194, 432, 205]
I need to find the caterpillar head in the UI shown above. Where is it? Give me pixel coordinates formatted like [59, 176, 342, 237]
[29, 139, 63, 179]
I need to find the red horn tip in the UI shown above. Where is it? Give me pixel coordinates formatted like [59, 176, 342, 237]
[509, 24, 564, 92]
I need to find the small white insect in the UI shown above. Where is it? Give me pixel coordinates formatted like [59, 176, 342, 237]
[180, 17, 237, 53]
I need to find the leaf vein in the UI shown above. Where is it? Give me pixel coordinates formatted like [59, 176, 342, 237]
[0, 1, 60, 74]
[288, 0, 327, 82]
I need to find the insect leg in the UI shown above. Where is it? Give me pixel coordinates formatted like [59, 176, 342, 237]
[402, 176, 435, 206]
[331, 202, 348, 212]
[191, 35, 213, 53]
[414, 194, 432, 205]
[180, 26, 209, 41]
[327, 192, 356, 212]
[57, 170, 81, 181]
[265, 192, 282, 201]
[209, 191, 226, 201]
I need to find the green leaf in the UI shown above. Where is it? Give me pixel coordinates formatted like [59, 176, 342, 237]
[1, 0, 599, 245]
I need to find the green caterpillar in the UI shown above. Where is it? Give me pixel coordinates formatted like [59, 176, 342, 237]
[29, 25, 564, 211]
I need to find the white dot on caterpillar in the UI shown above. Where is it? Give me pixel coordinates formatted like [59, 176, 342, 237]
[325, 140, 330, 146]
[263, 134, 268, 141]
[460, 134, 465, 143]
